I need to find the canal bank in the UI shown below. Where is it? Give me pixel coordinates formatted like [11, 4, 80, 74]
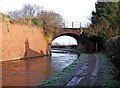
[39, 53, 120, 87]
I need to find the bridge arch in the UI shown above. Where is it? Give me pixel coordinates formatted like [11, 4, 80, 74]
[52, 33, 80, 44]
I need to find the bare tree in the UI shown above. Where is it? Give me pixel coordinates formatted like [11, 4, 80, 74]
[36, 10, 63, 44]
[21, 4, 42, 17]
[8, 4, 42, 21]
[37, 11, 63, 35]
[8, 10, 22, 20]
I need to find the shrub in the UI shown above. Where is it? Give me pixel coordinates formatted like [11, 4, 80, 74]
[31, 17, 39, 25]
[106, 35, 120, 68]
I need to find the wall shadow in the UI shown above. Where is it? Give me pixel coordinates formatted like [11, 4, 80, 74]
[24, 39, 45, 58]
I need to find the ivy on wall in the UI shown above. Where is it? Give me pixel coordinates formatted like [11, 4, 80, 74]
[0, 13, 11, 32]
[44, 33, 53, 44]
[5, 17, 10, 32]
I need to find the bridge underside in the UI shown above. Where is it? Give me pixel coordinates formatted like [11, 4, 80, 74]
[53, 33, 80, 44]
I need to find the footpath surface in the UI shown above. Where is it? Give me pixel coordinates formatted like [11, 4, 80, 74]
[66, 54, 98, 87]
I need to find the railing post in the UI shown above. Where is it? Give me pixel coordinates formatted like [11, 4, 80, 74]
[80, 22, 81, 28]
[87, 22, 89, 27]
[64, 21, 65, 28]
[72, 22, 74, 28]
[87, 22, 88, 27]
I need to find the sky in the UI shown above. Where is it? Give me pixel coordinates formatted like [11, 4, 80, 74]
[0, 0, 97, 45]
[52, 36, 78, 45]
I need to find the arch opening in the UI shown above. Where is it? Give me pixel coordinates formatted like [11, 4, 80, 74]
[52, 33, 80, 44]
[52, 35, 78, 46]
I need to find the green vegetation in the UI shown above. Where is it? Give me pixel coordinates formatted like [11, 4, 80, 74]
[86, 2, 120, 44]
[85, 2, 120, 52]
[106, 35, 120, 67]
[0, 12, 4, 18]
[31, 17, 39, 25]
[91, 2, 119, 29]
[5, 16, 11, 32]
[96, 53, 120, 87]
[0, 13, 11, 32]
[38, 54, 87, 87]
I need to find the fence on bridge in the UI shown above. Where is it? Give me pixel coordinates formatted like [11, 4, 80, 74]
[62, 21, 91, 28]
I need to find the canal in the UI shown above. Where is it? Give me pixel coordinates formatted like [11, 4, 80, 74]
[2, 49, 78, 86]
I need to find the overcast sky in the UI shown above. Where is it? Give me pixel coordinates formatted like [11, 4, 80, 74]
[0, 0, 97, 45]
[0, 0, 96, 22]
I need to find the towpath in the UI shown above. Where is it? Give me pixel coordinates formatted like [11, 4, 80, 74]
[66, 53, 105, 87]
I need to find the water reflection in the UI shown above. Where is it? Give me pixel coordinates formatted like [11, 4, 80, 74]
[51, 53, 78, 72]
[2, 56, 53, 86]
[2, 52, 78, 86]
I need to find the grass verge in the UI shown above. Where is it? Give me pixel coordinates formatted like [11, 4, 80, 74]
[96, 53, 120, 88]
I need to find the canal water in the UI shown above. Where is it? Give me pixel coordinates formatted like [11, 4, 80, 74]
[2, 49, 78, 86]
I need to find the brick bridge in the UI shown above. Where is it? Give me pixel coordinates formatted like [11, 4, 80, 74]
[52, 21, 90, 44]
[52, 27, 97, 52]
[52, 21, 97, 52]
[52, 28, 84, 44]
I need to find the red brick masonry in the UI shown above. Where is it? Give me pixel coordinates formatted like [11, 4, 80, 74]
[1, 20, 50, 61]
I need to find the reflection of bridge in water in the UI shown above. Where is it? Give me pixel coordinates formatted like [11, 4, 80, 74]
[51, 49, 70, 54]
[51, 48, 78, 54]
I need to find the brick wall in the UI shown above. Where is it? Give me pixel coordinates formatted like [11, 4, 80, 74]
[1, 20, 50, 61]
